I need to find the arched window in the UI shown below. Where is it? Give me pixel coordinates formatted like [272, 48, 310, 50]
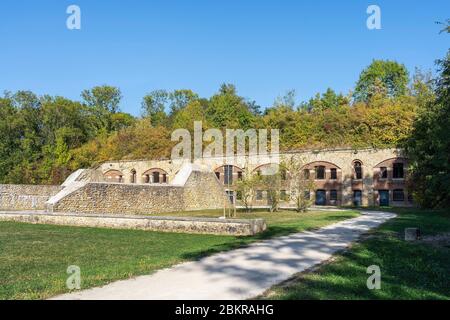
[130, 169, 137, 183]
[103, 170, 124, 183]
[315, 166, 325, 180]
[354, 161, 362, 180]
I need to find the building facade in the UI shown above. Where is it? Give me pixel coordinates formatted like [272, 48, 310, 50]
[96, 148, 412, 207]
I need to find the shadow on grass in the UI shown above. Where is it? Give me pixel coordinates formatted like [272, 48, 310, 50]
[181, 225, 301, 260]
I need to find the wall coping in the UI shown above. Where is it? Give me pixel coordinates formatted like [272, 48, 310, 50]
[0, 210, 264, 225]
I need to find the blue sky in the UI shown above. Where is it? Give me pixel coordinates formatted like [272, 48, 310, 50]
[0, 0, 448, 115]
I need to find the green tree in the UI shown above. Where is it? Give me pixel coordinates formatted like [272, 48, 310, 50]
[354, 60, 409, 102]
[141, 90, 169, 126]
[81, 85, 122, 113]
[404, 51, 450, 208]
[206, 84, 255, 129]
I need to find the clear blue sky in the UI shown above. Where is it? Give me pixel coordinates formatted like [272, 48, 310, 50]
[1, 0, 448, 115]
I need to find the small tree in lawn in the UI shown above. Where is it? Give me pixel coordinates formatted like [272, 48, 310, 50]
[261, 164, 282, 213]
[235, 165, 259, 212]
[284, 155, 314, 212]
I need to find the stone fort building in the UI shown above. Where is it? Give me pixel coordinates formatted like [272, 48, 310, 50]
[0, 147, 412, 215]
[97, 147, 411, 208]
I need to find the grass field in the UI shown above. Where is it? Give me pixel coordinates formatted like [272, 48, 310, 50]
[260, 208, 450, 300]
[0, 209, 358, 299]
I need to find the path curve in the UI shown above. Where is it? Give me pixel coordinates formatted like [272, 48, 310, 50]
[52, 210, 395, 300]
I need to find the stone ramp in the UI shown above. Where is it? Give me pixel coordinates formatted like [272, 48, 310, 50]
[51, 210, 395, 300]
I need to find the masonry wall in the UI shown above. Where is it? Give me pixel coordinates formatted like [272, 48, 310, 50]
[0, 212, 266, 236]
[97, 148, 410, 207]
[183, 170, 229, 211]
[0, 184, 63, 210]
[52, 183, 186, 215]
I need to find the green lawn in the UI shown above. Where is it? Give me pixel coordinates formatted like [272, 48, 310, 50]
[260, 208, 450, 300]
[0, 209, 358, 299]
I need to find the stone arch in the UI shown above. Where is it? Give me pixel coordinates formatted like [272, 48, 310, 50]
[374, 157, 407, 168]
[352, 159, 363, 180]
[103, 169, 124, 183]
[252, 163, 281, 176]
[142, 168, 169, 184]
[214, 165, 244, 185]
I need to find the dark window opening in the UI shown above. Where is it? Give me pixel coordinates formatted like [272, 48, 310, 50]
[315, 189, 326, 205]
[315, 166, 325, 180]
[224, 165, 233, 185]
[330, 190, 338, 201]
[152, 172, 160, 183]
[380, 167, 388, 179]
[330, 168, 337, 180]
[393, 189, 404, 201]
[162, 173, 167, 183]
[354, 161, 362, 180]
[131, 170, 136, 183]
[353, 190, 362, 206]
[237, 171, 243, 180]
[393, 163, 404, 179]
[215, 172, 220, 180]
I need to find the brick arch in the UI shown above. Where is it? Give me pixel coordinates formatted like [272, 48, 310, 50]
[374, 157, 407, 168]
[301, 161, 341, 170]
[142, 168, 169, 183]
[213, 165, 243, 172]
[103, 169, 124, 183]
[214, 165, 244, 185]
[252, 163, 280, 173]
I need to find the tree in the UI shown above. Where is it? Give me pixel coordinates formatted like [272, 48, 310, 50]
[206, 84, 255, 129]
[169, 89, 199, 115]
[260, 164, 282, 212]
[141, 90, 169, 126]
[235, 164, 260, 212]
[354, 60, 409, 102]
[301, 88, 349, 112]
[283, 156, 314, 212]
[404, 51, 450, 208]
[81, 85, 122, 113]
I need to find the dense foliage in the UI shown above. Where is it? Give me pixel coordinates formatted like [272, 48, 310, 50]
[405, 52, 450, 208]
[0, 56, 447, 208]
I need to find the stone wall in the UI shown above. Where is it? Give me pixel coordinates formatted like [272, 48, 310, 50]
[51, 167, 229, 215]
[0, 184, 62, 210]
[183, 170, 229, 211]
[0, 212, 267, 236]
[52, 183, 186, 215]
